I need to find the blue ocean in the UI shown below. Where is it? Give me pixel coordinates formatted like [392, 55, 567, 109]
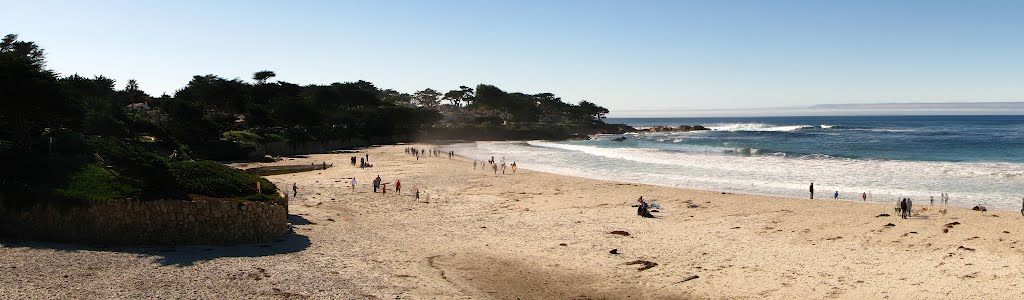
[447, 115, 1024, 210]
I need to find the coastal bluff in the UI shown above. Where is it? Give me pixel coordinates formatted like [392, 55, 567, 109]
[0, 199, 288, 245]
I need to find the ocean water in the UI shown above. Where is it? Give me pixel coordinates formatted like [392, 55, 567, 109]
[445, 116, 1024, 210]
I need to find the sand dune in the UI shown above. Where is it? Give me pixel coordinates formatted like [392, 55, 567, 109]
[3, 144, 1024, 299]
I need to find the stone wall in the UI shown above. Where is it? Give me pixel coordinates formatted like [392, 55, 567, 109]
[0, 199, 288, 245]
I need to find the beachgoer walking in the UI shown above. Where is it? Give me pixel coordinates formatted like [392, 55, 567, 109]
[501, 163, 506, 174]
[931, 196, 934, 206]
[512, 162, 517, 174]
[395, 180, 401, 194]
[415, 187, 420, 200]
[382, 183, 387, 195]
[351, 156, 356, 165]
[833, 191, 839, 200]
[862, 192, 867, 202]
[365, 153, 369, 162]
[373, 175, 381, 193]
[907, 198, 913, 217]
[809, 183, 814, 199]
[350, 177, 357, 190]
[492, 163, 498, 174]
[292, 183, 298, 197]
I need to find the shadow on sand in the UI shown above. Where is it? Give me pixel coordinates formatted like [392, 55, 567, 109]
[1, 223, 312, 267]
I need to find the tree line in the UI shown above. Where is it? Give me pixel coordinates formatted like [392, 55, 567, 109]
[0, 33, 616, 205]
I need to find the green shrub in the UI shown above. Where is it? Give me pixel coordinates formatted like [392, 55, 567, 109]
[221, 130, 262, 149]
[53, 163, 139, 202]
[88, 136, 184, 200]
[169, 160, 278, 200]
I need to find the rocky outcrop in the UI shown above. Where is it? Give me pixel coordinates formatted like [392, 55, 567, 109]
[637, 125, 710, 133]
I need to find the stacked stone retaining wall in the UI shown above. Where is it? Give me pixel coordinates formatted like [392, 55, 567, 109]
[0, 199, 288, 245]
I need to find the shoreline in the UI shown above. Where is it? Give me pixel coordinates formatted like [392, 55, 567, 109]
[446, 140, 1024, 211]
[3, 144, 1024, 299]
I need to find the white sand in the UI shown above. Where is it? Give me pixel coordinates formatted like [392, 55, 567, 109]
[3, 144, 1024, 299]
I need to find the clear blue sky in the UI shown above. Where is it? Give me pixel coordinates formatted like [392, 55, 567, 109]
[4, 0, 1023, 116]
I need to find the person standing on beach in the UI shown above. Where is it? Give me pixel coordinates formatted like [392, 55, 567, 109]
[501, 163, 506, 174]
[350, 177, 357, 190]
[395, 180, 401, 194]
[833, 191, 839, 200]
[931, 196, 934, 206]
[512, 162, 517, 174]
[900, 199, 908, 219]
[907, 198, 913, 217]
[492, 163, 498, 174]
[861, 192, 867, 202]
[1020, 198, 1023, 216]
[474, 161, 477, 169]
[809, 183, 814, 199]
[373, 175, 381, 193]
[292, 183, 298, 197]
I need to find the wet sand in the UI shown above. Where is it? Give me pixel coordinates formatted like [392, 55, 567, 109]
[3, 144, 1024, 299]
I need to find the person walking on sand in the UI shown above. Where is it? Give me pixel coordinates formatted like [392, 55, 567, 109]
[292, 183, 298, 197]
[512, 162, 517, 174]
[395, 180, 401, 194]
[373, 175, 381, 193]
[492, 163, 498, 174]
[833, 191, 839, 200]
[809, 183, 814, 199]
[931, 195, 934, 206]
[350, 177, 357, 190]
[501, 163, 506, 174]
[381, 183, 387, 195]
[907, 198, 913, 217]
[862, 192, 867, 202]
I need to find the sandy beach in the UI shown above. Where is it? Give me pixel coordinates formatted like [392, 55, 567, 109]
[3, 144, 1024, 299]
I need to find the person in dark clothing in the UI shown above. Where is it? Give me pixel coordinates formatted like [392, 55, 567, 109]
[373, 175, 381, 193]
[292, 183, 298, 197]
[637, 196, 655, 218]
[809, 183, 814, 199]
[900, 198, 908, 219]
[351, 156, 356, 166]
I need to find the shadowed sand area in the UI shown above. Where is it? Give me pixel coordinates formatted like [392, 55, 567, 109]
[3, 144, 1024, 299]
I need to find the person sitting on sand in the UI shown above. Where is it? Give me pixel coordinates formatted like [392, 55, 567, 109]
[637, 196, 655, 218]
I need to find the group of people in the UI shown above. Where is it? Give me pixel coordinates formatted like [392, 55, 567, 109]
[897, 198, 914, 219]
[404, 147, 452, 161]
[351, 154, 371, 168]
[474, 156, 517, 175]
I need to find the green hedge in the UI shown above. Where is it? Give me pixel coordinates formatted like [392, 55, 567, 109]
[169, 160, 278, 201]
[53, 163, 139, 202]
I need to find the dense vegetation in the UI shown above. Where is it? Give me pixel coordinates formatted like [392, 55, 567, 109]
[0, 34, 618, 208]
